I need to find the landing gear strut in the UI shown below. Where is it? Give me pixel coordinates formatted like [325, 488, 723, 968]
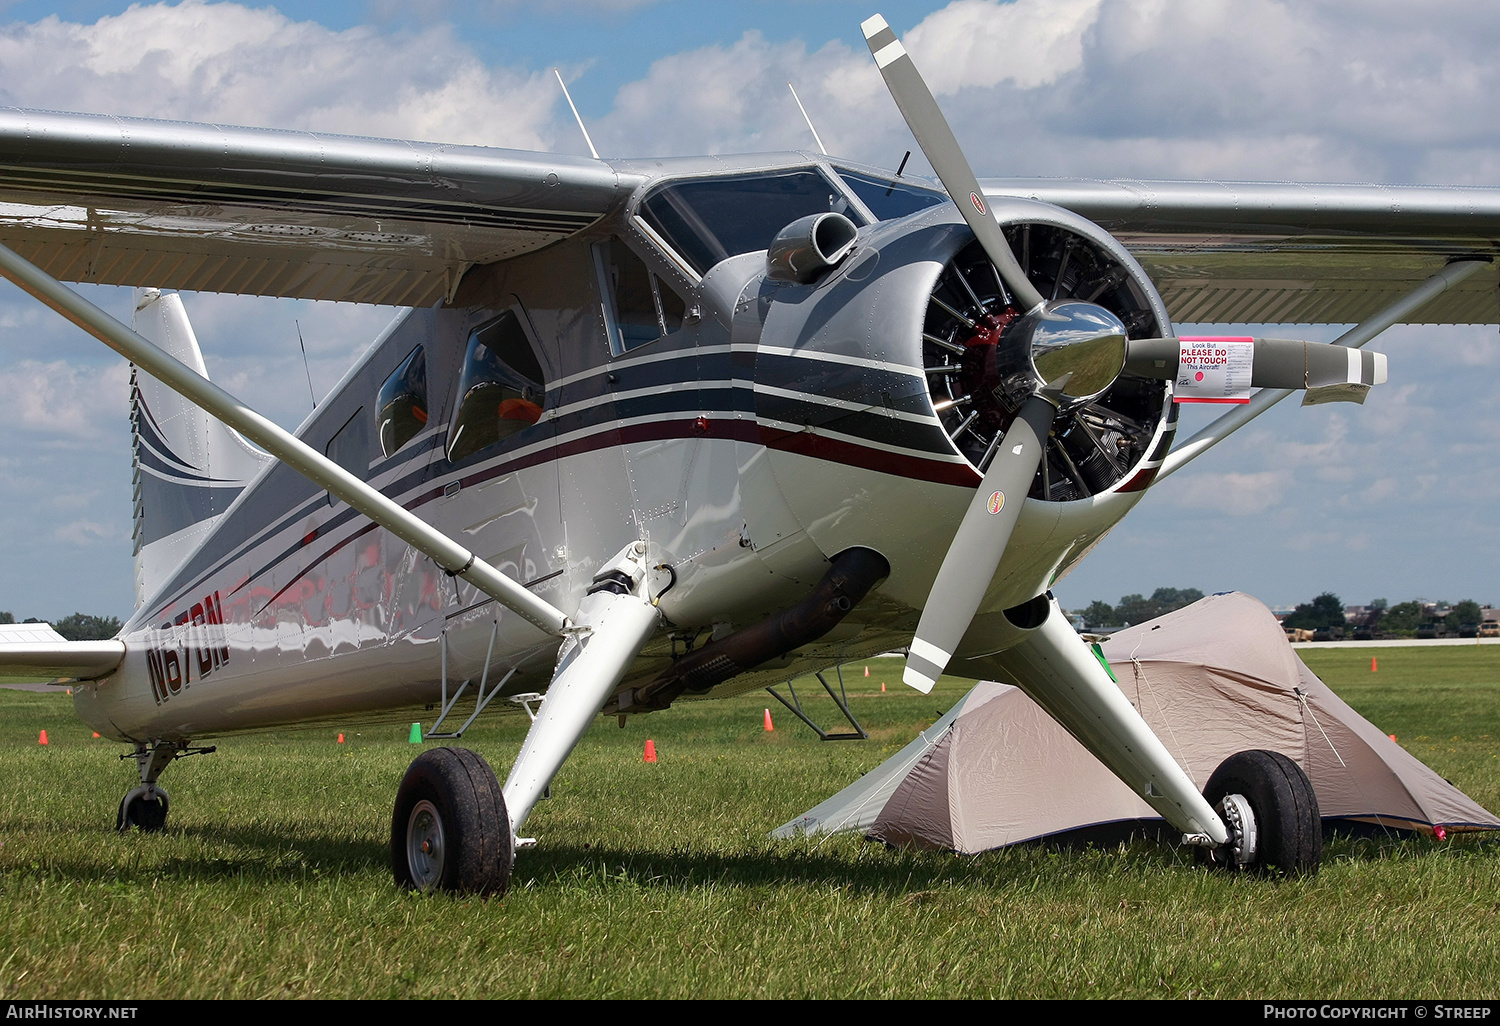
[391, 541, 661, 896]
[1203, 749, 1321, 875]
[116, 739, 215, 832]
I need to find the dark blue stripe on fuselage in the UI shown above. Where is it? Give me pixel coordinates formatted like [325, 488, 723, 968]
[140, 345, 954, 624]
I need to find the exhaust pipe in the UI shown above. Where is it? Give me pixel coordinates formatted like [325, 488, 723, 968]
[635, 547, 889, 709]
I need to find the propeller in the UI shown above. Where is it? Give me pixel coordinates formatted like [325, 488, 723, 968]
[1124, 335, 1388, 392]
[863, 14, 1388, 692]
[862, 14, 1043, 313]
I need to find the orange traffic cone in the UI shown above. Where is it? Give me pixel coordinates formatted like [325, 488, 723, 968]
[864, 666, 870, 677]
[337, 733, 345, 744]
[1390, 734, 1398, 742]
[881, 682, 886, 693]
[38, 730, 48, 746]
[1371, 656, 1378, 672]
[763, 708, 774, 732]
[92, 732, 100, 738]
[643, 739, 657, 763]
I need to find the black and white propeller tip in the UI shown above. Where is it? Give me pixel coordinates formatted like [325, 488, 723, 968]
[862, 12, 1045, 314]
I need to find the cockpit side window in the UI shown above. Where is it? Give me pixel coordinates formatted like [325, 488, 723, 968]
[376, 345, 428, 458]
[835, 170, 947, 221]
[447, 311, 546, 463]
[638, 169, 867, 276]
[594, 237, 688, 356]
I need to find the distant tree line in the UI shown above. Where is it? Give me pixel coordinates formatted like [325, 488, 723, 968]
[1076, 587, 1205, 628]
[1073, 589, 1489, 636]
[1276, 593, 1486, 637]
[0, 611, 123, 641]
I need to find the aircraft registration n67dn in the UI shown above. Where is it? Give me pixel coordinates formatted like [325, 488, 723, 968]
[0, 13, 1489, 892]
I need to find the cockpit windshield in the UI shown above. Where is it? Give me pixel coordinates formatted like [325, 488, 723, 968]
[638, 169, 866, 276]
[835, 170, 947, 222]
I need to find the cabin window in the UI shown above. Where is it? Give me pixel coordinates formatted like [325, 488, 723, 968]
[835, 170, 946, 222]
[377, 345, 428, 458]
[325, 407, 371, 506]
[447, 311, 546, 462]
[594, 237, 688, 355]
[638, 169, 866, 276]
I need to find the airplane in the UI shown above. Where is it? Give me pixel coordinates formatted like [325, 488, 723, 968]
[0, 12, 1491, 895]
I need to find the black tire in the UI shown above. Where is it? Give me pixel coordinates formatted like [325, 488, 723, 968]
[391, 747, 512, 896]
[1203, 749, 1321, 876]
[116, 785, 169, 832]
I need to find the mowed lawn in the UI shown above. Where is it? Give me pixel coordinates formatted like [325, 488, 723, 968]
[0, 646, 1497, 999]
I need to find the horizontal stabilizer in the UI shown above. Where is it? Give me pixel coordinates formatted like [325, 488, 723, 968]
[0, 623, 124, 684]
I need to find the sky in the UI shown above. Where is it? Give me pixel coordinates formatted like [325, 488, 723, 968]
[0, 0, 1496, 621]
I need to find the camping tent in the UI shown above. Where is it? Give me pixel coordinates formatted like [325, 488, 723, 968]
[773, 592, 1498, 852]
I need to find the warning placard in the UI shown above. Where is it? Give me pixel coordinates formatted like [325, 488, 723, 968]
[1173, 336, 1253, 404]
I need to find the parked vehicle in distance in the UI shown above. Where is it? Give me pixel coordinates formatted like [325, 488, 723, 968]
[1459, 623, 1479, 638]
[1480, 621, 1500, 639]
[1352, 625, 1374, 641]
[1284, 626, 1315, 642]
[1416, 623, 1440, 639]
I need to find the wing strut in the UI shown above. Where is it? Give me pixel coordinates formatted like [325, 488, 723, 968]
[1155, 257, 1490, 481]
[0, 242, 570, 637]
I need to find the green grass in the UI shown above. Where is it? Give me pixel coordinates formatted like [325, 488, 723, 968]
[0, 649, 1497, 999]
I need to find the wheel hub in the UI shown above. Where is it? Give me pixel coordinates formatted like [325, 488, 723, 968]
[1215, 792, 1259, 868]
[406, 799, 446, 892]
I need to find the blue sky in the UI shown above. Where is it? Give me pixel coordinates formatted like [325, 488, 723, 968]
[0, 0, 1496, 620]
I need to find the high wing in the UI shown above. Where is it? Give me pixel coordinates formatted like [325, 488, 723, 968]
[0, 108, 637, 306]
[2, 106, 1495, 322]
[982, 178, 1500, 325]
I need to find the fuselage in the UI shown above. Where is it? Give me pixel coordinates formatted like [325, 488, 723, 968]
[73, 152, 1178, 743]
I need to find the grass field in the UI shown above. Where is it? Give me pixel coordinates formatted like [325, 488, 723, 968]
[1, 646, 1497, 999]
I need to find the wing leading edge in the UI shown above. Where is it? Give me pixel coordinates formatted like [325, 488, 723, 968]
[982, 178, 1500, 325]
[1, 106, 1493, 323]
[0, 109, 640, 306]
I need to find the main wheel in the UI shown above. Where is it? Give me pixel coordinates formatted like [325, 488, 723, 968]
[117, 785, 169, 832]
[391, 747, 512, 896]
[1203, 749, 1321, 875]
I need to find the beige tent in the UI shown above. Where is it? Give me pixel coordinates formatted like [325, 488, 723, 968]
[774, 592, 1498, 852]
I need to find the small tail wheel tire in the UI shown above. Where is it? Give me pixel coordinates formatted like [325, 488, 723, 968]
[117, 784, 169, 832]
[392, 747, 512, 896]
[1203, 749, 1321, 876]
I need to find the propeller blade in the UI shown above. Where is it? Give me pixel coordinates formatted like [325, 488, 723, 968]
[905, 393, 1057, 693]
[1123, 336, 1388, 390]
[862, 14, 1045, 313]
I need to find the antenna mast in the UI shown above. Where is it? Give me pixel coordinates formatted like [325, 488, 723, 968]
[787, 82, 828, 155]
[553, 69, 600, 160]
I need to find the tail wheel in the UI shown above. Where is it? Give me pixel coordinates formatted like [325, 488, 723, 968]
[392, 747, 512, 896]
[117, 785, 169, 832]
[1203, 749, 1321, 875]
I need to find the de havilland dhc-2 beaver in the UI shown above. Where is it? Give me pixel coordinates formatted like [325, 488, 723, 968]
[0, 14, 1490, 893]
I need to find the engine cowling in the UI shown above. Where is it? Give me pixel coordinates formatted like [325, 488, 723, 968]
[922, 216, 1173, 500]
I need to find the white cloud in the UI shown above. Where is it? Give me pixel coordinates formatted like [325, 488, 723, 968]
[0, 1, 562, 148]
[53, 519, 115, 546]
[1166, 470, 1287, 514]
[905, 0, 1103, 93]
[0, 359, 130, 440]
